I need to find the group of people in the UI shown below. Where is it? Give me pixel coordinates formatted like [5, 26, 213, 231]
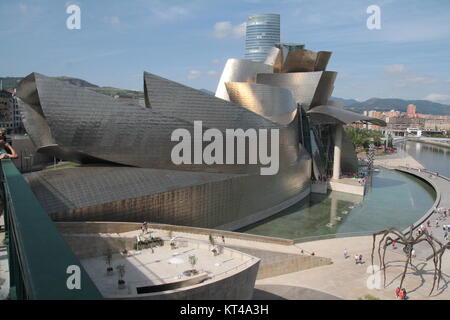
[434, 206, 448, 219]
[343, 249, 364, 264]
[0, 129, 17, 160]
[416, 224, 433, 237]
[429, 207, 450, 241]
[395, 287, 408, 300]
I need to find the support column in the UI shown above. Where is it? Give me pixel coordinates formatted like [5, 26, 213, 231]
[329, 196, 338, 226]
[332, 124, 343, 180]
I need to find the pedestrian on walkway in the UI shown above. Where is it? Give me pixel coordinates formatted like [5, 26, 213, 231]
[359, 254, 363, 264]
[354, 254, 359, 264]
[411, 249, 416, 258]
[395, 287, 401, 298]
[222, 235, 225, 244]
[402, 288, 407, 300]
[398, 289, 404, 300]
[343, 248, 349, 259]
[392, 241, 397, 249]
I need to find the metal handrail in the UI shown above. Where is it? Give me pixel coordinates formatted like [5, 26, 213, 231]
[1, 159, 102, 300]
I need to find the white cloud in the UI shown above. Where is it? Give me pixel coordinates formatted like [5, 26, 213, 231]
[151, 6, 189, 21]
[211, 59, 221, 65]
[384, 64, 438, 88]
[424, 93, 450, 104]
[188, 70, 218, 80]
[212, 21, 246, 39]
[187, 70, 202, 80]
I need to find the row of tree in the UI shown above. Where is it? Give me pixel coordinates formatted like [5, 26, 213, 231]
[344, 126, 387, 149]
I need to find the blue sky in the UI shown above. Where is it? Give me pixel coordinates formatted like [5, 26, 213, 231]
[1, 0, 450, 103]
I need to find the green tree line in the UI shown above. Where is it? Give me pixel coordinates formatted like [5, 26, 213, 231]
[344, 126, 384, 149]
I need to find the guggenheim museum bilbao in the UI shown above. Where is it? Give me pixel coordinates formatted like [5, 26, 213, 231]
[16, 43, 383, 231]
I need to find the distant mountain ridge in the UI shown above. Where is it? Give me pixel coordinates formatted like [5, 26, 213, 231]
[0, 76, 142, 99]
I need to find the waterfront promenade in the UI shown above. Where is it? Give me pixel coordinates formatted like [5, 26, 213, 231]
[394, 167, 450, 260]
[255, 153, 450, 300]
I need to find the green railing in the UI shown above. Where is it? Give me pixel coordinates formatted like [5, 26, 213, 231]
[1, 159, 102, 300]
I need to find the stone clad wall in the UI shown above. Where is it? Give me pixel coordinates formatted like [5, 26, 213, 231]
[227, 246, 332, 279]
[55, 221, 295, 245]
[113, 262, 260, 300]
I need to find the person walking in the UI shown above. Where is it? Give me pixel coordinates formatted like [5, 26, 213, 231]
[354, 254, 359, 264]
[343, 248, 348, 259]
[395, 287, 401, 298]
[359, 254, 363, 264]
[398, 289, 404, 300]
[411, 249, 416, 258]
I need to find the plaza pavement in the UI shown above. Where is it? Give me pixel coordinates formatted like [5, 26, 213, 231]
[256, 235, 450, 300]
[255, 153, 450, 300]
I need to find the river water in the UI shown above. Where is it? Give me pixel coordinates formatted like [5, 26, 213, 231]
[241, 141, 448, 242]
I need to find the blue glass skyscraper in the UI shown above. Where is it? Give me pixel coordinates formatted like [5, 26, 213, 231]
[245, 14, 280, 62]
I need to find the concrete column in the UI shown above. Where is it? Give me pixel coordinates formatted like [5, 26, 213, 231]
[329, 196, 338, 226]
[332, 124, 343, 180]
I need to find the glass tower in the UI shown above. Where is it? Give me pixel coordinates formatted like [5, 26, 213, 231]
[245, 14, 280, 62]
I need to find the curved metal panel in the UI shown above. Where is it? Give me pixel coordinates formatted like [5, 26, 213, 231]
[26, 153, 311, 230]
[144, 71, 276, 131]
[256, 71, 337, 109]
[17, 69, 314, 230]
[281, 49, 332, 73]
[17, 73, 269, 174]
[264, 47, 283, 73]
[215, 59, 273, 101]
[224, 82, 297, 125]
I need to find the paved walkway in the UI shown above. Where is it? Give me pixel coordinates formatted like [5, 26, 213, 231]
[373, 153, 424, 170]
[253, 284, 341, 300]
[393, 167, 450, 260]
[256, 236, 450, 300]
[255, 153, 450, 300]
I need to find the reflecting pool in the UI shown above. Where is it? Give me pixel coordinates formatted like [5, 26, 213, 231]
[240, 168, 435, 242]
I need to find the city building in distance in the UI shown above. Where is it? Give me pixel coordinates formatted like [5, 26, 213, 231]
[245, 14, 280, 62]
[0, 89, 24, 133]
[356, 106, 450, 136]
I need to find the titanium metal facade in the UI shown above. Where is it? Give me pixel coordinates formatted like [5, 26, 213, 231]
[245, 14, 280, 62]
[17, 41, 384, 230]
